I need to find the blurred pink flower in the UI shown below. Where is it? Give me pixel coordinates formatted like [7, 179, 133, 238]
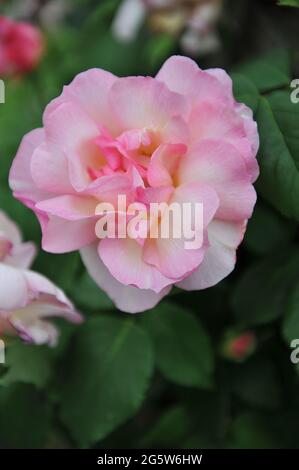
[112, 0, 222, 56]
[0, 16, 44, 77]
[0, 211, 82, 346]
[9, 56, 259, 313]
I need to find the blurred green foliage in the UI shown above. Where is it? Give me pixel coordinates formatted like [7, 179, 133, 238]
[278, 0, 299, 6]
[1, 0, 299, 450]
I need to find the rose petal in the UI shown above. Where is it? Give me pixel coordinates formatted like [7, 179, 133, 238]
[109, 76, 189, 131]
[177, 220, 246, 290]
[178, 139, 256, 221]
[99, 237, 173, 292]
[81, 243, 171, 313]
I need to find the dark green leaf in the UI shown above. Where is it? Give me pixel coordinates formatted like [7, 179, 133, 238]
[268, 91, 299, 171]
[0, 384, 51, 449]
[244, 202, 296, 255]
[142, 303, 214, 388]
[236, 50, 291, 92]
[231, 73, 259, 112]
[60, 316, 153, 447]
[256, 96, 299, 221]
[232, 248, 299, 325]
[33, 251, 80, 293]
[71, 272, 114, 311]
[0, 342, 53, 389]
[140, 406, 191, 448]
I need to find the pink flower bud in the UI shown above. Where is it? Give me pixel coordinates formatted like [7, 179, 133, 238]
[221, 330, 256, 361]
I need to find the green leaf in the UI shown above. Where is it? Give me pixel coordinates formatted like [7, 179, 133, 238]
[140, 406, 191, 448]
[59, 316, 153, 447]
[256, 96, 299, 221]
[0, 342, 53, 389]
[268, 91, 299, 171]
[232, 248, 299, 326]
[146, 34, 177, 72]
[231, 73, 259, 112]
[244, 202, 296, 255]
[282, 279, 299, 343]
[33, 251, 80, 293]
[71, 272, 114, 311]
[0, 384, 51, 448]
[142, 303, 214, 388]
[236, 50, 291, 93]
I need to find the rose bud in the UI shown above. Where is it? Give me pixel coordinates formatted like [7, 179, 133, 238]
[220, 329, 257, 362]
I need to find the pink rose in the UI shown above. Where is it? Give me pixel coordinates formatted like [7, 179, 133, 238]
[0, 211, 82, 345]
[0, 16, 44, 77]
[9, 56, 259, 313]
